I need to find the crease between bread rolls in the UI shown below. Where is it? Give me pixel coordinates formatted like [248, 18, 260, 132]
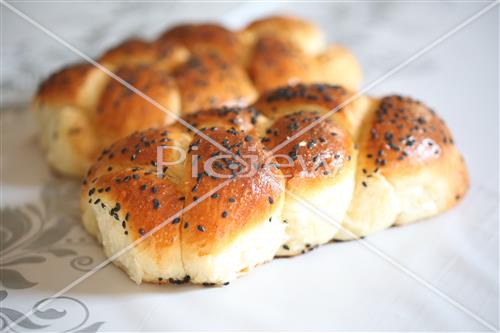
[81, 83, 469, 285]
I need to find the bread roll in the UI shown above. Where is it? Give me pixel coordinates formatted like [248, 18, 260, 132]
[95, 65, 181, 147]
[335, 95, 469, 239]
[81, 123, 286, 285]
[159, 23, 244, 64]
[33, 64, 110, 176]
[260, 110, 356, 255]
[248, 37, 362, 93]
[239, 15, 326, 55]
[172, 53, 257, 114]
[253, 83, 371, 139]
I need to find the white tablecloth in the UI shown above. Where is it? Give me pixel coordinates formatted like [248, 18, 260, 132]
[1, 2, 498, 331]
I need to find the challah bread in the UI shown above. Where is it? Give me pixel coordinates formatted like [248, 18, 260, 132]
[335, 95, 469, 239]
[81, 121, 286, 285]
[81, 83, 468, 284]
[33, 16, 362, 178]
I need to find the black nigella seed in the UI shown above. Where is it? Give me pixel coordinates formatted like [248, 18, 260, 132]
[184, 222, 189, 229]
[151, 187, 158, 193]
[211, 193, 219, 199]
[244, 135, 252, 142]
[362, 181, 368, 188]
[283, 244, 290, 250]
[140, 184, 147, 191]
[268, 196, 274, 204]
[172, 217, 181, 224]
[228, 197, 236, 203]
[221, 211, 228, 218]
[197, 225, 205, 232]
[139, 228, 145, 235]
[153, 199, 160, 209]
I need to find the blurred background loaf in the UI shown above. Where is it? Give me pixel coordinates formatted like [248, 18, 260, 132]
[32, 15, 362, 177]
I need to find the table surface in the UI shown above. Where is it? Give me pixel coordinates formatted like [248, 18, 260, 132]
[1, 2, 498, 331]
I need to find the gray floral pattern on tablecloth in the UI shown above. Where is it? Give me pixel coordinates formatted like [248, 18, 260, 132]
[0, 179, 105, 332]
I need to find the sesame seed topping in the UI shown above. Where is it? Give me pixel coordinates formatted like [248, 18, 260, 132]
[152, 199, 160, 209]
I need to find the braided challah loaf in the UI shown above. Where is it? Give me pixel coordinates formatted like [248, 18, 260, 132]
[81, 83, 468, 285]
[33, 16, 362, 177]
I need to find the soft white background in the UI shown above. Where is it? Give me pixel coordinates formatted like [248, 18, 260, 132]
[1, 1, 499, 331]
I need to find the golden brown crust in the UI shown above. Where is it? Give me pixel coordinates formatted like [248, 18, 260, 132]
[86, 169, 183, 247]
[240, 15, 325, 54]
[83, 127, 190, 185]
[181, 127, 284, 255]
[95, 65, 181, 145]
[173, 53, 257, 113]
[99, 38, 190, 70]
[34, 63, 101, 109]
[179, 106, 263, 133]
[159, 23, 243, 64]
[253, 83, 371, 138]
[360, 95, 457, 174]
[35, 17, 364, 178]
[248, 37, 315, 93]
[261, 110, 354, 181]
